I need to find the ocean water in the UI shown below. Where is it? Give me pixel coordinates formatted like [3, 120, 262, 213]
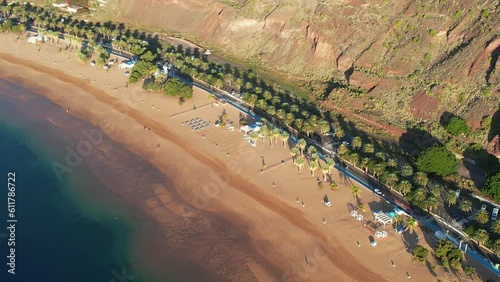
[0, 76, 160, 282]
[0, 111, 150, 282]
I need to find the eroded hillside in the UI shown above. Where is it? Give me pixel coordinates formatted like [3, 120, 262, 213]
[42, 0, 500, 145]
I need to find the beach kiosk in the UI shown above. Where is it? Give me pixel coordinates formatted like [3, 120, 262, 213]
[374, 210, 392, 227]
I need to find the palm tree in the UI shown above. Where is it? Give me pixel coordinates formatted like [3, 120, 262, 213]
[280, 131, 289, 148]
[318, 120, 330, 135]
[302, 121, 315, 137]
[297, 139, 307, 155]
[330, 182, 339, 190]
[415, 172, 428, 187]
[381, 173, 397, 190]
[309, 161, 318, 176]
[326, 158, 335, 174]
[445, 190, 457, 206]
[387, 158, 398, 168]
[290, 147, 300, 163]
[393, 214, 403, 228]
[401, 165, 413, 177]
[475, 210, 489, 224]
[413, 188, 426, 202]
[350, 152, 360, 167]
[459, 200, 473, 213]
[363, 143, 375, 154]
[334, 127, 344, 140]
[351, 185, 360, 200]
[207, 93, 215, 108]
[425, 196, 440, 213]
[492, 220, 500, 234]
[361, 157, 371, 173]
[268, 129, 276, 148]
[295, 157, 304, 173]
[430, 185, 441, 198]
[492, 239, 500, 255]
[473, 229, 489, 246]
[359, 203, 366, 213]
[272, 129, 280, 145]
[338, 144, 349, 156]
[321, 163, 329, 181]
[373, 163, 386, 179]
[307, 146, 317, 159]
[351, 136, 362, 150]
[249, 132, 259, 145]
[259, 125, 269, 143]
[404, 217, 418, 233]
[290, 104, 299, 113]
[398, 180, 412, 195]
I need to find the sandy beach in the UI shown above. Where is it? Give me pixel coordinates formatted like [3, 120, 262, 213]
[0, 33, 493, 281]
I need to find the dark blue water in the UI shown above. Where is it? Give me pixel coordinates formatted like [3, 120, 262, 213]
[0, 116, 150, 282]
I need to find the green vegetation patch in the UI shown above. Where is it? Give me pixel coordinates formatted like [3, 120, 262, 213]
[416, 145, 457, 176]
[163, 78, 193, 98]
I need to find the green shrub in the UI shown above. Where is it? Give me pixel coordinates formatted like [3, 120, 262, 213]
[446, 117, 470, 136]
[416, 145, 457, 175]
[428, 29, 437, 37]
[483, 172, 500, 202]
[163, 78, 193, 98]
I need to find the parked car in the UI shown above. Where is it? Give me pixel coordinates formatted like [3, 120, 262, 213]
[90, 60, 95, 67]
[481, 204, 487, 211]
[124, 71, 130, 76]
[492, 208, 499, 221]
[374, 189, 384, 196]
[369, 236, 377, 247]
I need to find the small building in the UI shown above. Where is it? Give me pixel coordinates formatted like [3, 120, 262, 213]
[374, 210, 393, 226]
[52, 3, 68, 8]
[119, 60, 136, 69]
[27, 34, 44, 44]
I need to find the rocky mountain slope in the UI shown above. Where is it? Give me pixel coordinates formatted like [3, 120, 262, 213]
[42, 0, 500, 147]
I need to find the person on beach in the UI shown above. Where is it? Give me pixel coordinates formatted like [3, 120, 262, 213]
[157, 144, 160, 150]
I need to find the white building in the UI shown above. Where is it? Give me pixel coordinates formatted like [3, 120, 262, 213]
[119, 60, 136, 69]
[67, 5, 81, 14]
[27, 34, 44, 44]
[52, 3, 68, 8]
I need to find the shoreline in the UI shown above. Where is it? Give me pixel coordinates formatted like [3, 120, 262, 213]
[1, 32, 490, 281]
[0, 77, 229, 282]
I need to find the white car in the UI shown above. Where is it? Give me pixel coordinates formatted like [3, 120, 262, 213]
[492, 208, 499, 221]
[481, 204, 487, 211]
[90, 60, 96, 67]
[124, 71, 130, 76]
[374, 189, 384, 196]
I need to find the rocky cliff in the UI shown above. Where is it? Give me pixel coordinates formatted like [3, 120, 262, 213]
[44, 0, 500, 143]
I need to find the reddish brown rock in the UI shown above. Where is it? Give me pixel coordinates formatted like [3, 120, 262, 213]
[487, 135, 500, 158]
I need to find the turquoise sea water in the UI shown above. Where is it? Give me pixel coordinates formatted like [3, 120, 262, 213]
[0, 108, 148, 282]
